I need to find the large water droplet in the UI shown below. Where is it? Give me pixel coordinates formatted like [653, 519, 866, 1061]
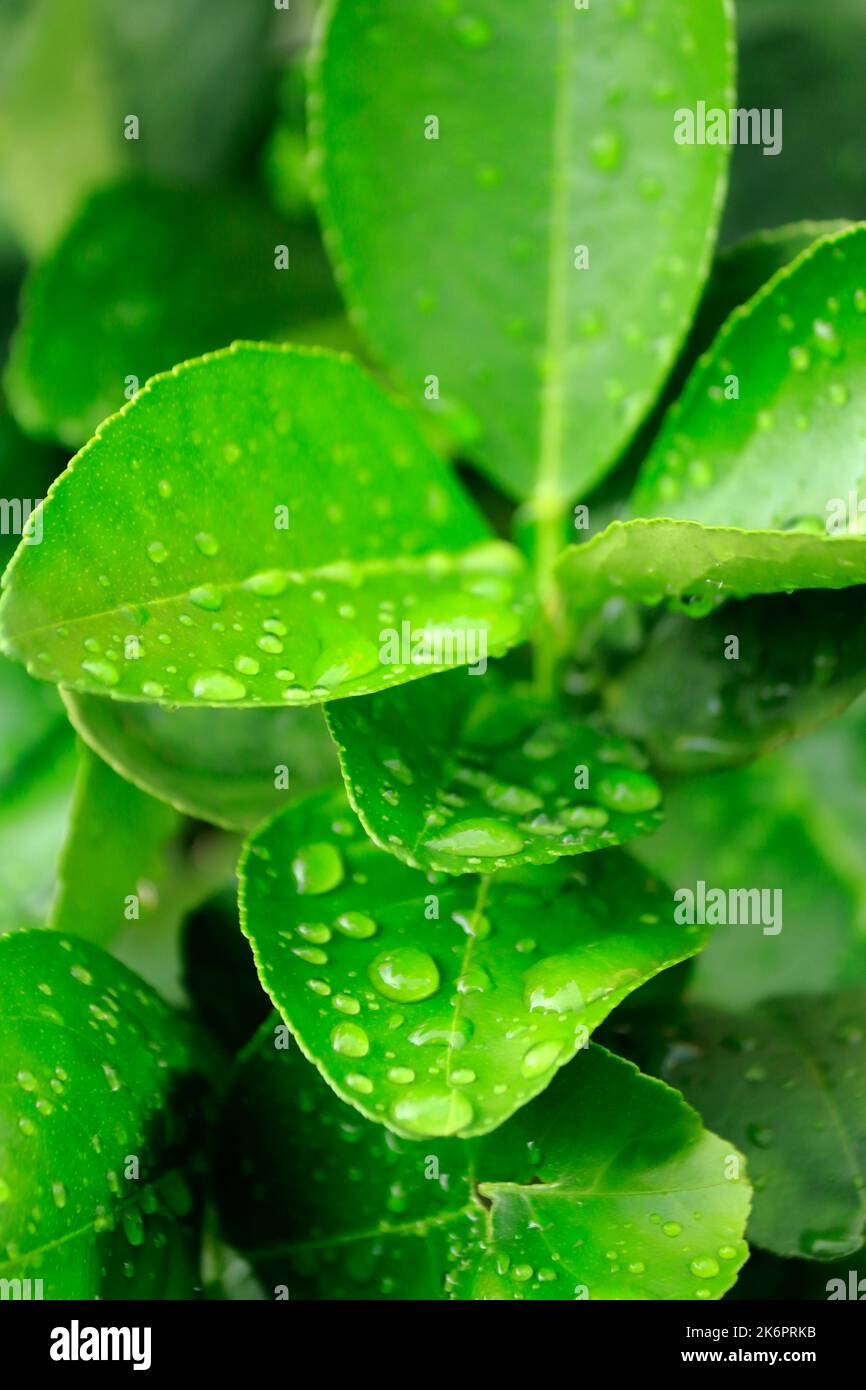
[368, 948, 440, 1002]
[291, 843, 344, 895]
[596, 767, 661, 814]
[523, 955, 585, 1015]
[423, 817, 525, 858]
[189, 671, 246, 702]
[391, 1085, 473, 1136]
[331, 1022, 370, 1058]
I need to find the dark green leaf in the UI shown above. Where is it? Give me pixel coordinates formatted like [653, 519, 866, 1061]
[631, 705, 866, 1010]
[606, 588, 866, 774]
[327, 668, 662, 873]
[217, 1026, 750, 1300]
[310, 0, 733, 501]
[0, 343, 532, 705]
[661, 992, 866, 1261]
[0, 929, 210, 1297]
[6, 180, 343, 447]
[63, 689, 337, 831]
[240, 790, 703, 1137]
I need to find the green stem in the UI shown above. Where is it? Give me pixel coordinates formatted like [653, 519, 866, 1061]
[532, 494, 568, 700]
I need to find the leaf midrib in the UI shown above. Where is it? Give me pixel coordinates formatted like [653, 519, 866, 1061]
[534, 0, 575, 509]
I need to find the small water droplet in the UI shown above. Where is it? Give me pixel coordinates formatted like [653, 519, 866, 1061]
[292, 843, 344, 895]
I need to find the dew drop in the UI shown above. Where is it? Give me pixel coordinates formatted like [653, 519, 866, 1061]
[368, 947, 440, 1003]
[291, 843, 344, 895]
[334, 911, 377, 939]
[391, 1084, 474, 1136]
[189, 671, 246, 702]
[423, 817, 525, 858]
[331, 1022, 370, 1058]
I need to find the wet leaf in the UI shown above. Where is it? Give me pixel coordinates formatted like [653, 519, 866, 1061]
[63, 689, 337, 831]
[239, 790, 703, 1138]
[310, 0, 733, 501]
[326, 668, 662, 874]
[0, 929, 210, 1297]
[661, 992, 866, 1262]
[632, 225, 866, 527]
[6, 179, 343, 448]
[217, 1026, 750, 1300]
[0, 343, 532, 706]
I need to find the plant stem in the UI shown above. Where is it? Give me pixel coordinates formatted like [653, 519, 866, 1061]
[532, 492, 568, 700]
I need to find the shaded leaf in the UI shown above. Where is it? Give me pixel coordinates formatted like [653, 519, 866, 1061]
[63, 689, 337, 831]
[0, 0, 272, 255]
[50, 745, 182, 946]
[630, 702, 866, 1011]
[240, 790, 702, 1138]
[217, 1026, 750, 1300]
[606, 587, 866, 774]
[0, 343, 532, 705]
[6, 180, 344, 448]
[310, 0, 733, 501]
[661, 993, 866, 1261]
[327, 668, 662, 874]
[723, 0, 866, 240]
[0, 929, 210, 1297]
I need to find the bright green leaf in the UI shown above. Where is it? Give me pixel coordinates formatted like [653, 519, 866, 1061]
[326, 669, 662, 874]
[50, 745, 182, 946]
[217, 1026, 750, 1300]
[661, 992, 866, 1261]
[0, 655, 76, 934]
[62, 689, 337, 831]
[0, 928, 210, 1297]
[6, 179, 344, 448]
[240, 790, 703, 1138]
[310, 0, 733, 502]
[632, 225, 866, 526]
[0, 343, 532, 706]
[558, 517, 866, 613]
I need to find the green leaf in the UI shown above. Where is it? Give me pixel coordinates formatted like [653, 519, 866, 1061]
[326, 668, 662, 874]
[660, 992, 866, 1261]
[606, 588, 866, 774]
[62, 689, 338, 831]
[6, 179, 344, 448]
[630, 703, 866, 1011]
[240, 790, 703, 1138]
[0, 0, 123, 255]
[50, 745, 182, 946]
[0, 656, 76, 934]
[0, 343, 532, 706]
[558, 517, 866, 613]
[560, 225, 866, 610]
[0, 0, 272, 256]
[217, 1026, 750, 1300]
[632, 225, 866, 526]
[723, 0, 866, 241]
[0, 928, 210, 1297]
[310, 0, 733, 502]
